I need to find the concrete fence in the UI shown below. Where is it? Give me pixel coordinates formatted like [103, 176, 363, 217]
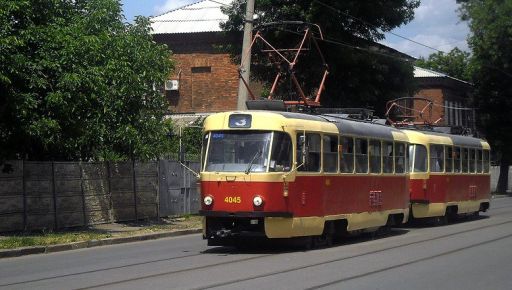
[0, 160, 159, 232]
[490, 166, 512, 193]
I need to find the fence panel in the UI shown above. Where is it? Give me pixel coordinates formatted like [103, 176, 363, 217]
[1, 159, 188, 232]
[135, 161, 159, 219]
[110, 161, 136, 221]
[158, 160, 200, 216]
[491, 166, 512, 193]
[25, 162, 55, 231]
[0, 161, 24, 232]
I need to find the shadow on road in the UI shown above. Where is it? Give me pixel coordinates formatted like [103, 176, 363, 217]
[201, 228, 410, 255]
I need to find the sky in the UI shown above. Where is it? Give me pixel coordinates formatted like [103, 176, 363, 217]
[120, 0, 470, 58]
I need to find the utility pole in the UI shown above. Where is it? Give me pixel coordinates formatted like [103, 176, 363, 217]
[236, 0, 255, 110]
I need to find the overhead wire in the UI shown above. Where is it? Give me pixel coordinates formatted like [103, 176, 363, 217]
[312, 0, 447, 55]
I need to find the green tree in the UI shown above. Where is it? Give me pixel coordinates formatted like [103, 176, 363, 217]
[415, 47, 472, 81]
[221, 0, 420, 116]
[0, 0, 174, 162]
[459, 0, 512, 193]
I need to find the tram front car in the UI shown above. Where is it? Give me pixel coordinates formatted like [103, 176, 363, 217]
[199, 111, 301, 246]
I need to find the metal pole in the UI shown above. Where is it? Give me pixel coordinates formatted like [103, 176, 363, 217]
[236, 0, 255, 110]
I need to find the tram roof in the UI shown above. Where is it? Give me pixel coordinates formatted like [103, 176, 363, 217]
[275, 112, 404, 140]
[402, 128, 488, 148]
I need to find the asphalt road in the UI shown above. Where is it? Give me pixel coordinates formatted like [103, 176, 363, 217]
[1, 197, 512, 290]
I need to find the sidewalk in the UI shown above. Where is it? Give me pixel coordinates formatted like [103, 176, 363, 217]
[0, 217, 202, 259]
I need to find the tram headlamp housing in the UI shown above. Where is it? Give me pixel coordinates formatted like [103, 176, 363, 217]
[203, 195, 213, 206]
[253, 195, 264, 207]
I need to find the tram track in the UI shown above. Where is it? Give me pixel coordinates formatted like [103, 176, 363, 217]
[305, 232, 512, 290]
[3, 206, 509, 289]
[78, 215, 512, 289]
[193, 218, 512, 290]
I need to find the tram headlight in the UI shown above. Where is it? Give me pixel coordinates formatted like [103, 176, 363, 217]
[253, 195, 264, 207]
[203, 195, 213, 206]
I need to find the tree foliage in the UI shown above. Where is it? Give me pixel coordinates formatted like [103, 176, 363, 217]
[0, 0, 174, 161]
[415, 47, 472, 81]
[221, 0, 420, 116]
[459, 0, 512, 193]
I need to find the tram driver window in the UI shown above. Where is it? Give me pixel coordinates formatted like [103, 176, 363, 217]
[340, 137, 354, 173]
[369, 140, 382, 174]
[430, 145, 444, 172]
[355, 138, 368, 173]
[297, 133, 321, 172]
[269, 132, 292, 172]
[323, 135, 338, 173]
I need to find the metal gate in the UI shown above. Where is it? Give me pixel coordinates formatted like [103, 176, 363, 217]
[158, 160, 200, 216]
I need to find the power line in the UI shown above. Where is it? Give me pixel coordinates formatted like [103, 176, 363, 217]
[273, 26, 414, 63]
[313, 0, 446, 55]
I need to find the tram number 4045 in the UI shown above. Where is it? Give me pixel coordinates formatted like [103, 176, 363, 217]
[224, 196, 242, 204]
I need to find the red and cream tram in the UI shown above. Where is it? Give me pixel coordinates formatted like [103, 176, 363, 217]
[198, 111, 411, 246]
[403, 129, 491, 223]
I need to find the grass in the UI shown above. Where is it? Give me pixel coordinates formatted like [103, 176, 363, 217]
[0, 231, 112, 249]
[0, 215, 202, 250]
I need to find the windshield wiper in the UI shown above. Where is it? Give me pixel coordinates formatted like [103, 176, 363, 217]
[245, 150, 262, 175]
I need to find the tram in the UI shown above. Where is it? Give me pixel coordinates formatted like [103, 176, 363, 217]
[404, 129, 491, 223]
[198, 110, 411, 246]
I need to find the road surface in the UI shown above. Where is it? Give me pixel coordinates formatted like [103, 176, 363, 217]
[1, 197, 512, 290]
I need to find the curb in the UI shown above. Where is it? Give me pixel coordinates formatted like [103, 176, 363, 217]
[0, 228, 202, 259]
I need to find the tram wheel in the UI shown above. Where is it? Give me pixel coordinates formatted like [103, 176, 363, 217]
[433, 215, 448, 226]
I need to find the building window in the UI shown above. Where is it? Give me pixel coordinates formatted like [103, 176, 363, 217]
[191, 66, 212, 73]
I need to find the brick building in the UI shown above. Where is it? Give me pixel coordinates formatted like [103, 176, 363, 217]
[150, 1, 475, 133]
[151, 0, 240, 114]
[413, 66, 475, 133]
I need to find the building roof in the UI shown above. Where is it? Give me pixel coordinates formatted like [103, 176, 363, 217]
[150, 0, 232, 34]
[414, 66, 471, 85]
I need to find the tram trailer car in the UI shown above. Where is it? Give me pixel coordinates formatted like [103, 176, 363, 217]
[198, 111, 411, 246]
[403, 129, 491, 223]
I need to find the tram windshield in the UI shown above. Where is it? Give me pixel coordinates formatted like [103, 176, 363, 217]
[204, 131, 292, 173]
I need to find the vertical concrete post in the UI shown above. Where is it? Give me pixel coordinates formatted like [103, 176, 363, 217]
[236, 0, 255, 110]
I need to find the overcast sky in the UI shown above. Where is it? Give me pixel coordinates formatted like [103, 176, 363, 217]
[120, 0, 470, 58]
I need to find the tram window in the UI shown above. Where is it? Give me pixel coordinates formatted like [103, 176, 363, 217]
[454, 147, 462, 173]
[469, 149, 476, 173]
[323, 135, 338, 173]
[477, 149, 483, 173]
[297, 133, 321, 172]
[340, 137, 354, 173]
[205, 131, 272, 172]
[369, 140, 382, 173]
[395, 143, 406, 173]
[409, 144, 427, 173]
[355, 138, 368, 173]
[269, 132, 292, 172]
[383, 141, 394, 173]
[201, 133, 209, 171]
[483, 150, 490, 173]
[462, 148, 469, 173]
[430, 145, 444, 172]
[445, 146, 453, 173]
